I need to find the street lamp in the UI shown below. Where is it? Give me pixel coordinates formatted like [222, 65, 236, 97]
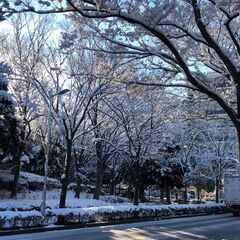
[41, 89, 70, 217]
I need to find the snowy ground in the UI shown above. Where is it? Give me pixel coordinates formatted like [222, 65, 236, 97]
[0, 191, 107, 211]
[0, 189, 223, 212]
[0, 171, 226, 230]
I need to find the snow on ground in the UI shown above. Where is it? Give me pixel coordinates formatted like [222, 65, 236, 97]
[0, 192, 108, 211]
[0, 171, 225, 229]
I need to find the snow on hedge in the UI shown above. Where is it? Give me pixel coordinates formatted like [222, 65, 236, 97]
[0, 210, 43, 229]
[47, 203, 224, 218]
[45, 203, 225, 224]
[0, 202, 225, 229]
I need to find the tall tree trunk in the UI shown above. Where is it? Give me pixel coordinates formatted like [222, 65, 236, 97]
[59, 139, 72, 208]
[139, 185, 146, 202]
[237, 126, 240, 163]
[93, 168, 104, 199]
[109, 181, 115, 196]
[134, 181, 139, 206]
[166, 184, 171, 204]
[183, 186, 188, 204]
[133, 159, 140, 206]
[236, 84, 240, 162]
[11, 126, 25, 198]
[215, 177, 219, 203]
[160, 186, 164, 202]
[109, 167, 115, 195]
[75, 178, 81, 199]
[197, 188, 201, 201]
[161, 180, 167, 203]
[10, 152, 21, 198]
[118, 181, 121, 196]
[74, 153, 83, 199]
[92, 103, 106, 200]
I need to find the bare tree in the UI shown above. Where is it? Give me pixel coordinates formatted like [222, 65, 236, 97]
[1, 13, 51, 198]
[105, 85, 168, 205]
[6, 0, 240, 160]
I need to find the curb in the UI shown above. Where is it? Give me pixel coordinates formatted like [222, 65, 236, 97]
[0, 211, 228, 237]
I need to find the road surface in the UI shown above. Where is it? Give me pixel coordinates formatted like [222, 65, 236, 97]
[0, 213, 239, 240]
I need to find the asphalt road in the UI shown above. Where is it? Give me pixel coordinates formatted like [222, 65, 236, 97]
[0, 213, 239, 240]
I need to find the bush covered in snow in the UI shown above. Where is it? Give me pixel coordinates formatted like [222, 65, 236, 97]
[0, 201, 226, 229]
[0, 170, 61, 193]
[0, 210, 43, 229]
[45, 203, 226, 225]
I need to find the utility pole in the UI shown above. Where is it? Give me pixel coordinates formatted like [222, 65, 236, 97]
[41, 89, 69, 217]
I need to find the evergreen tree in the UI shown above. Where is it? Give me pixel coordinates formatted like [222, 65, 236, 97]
[0, 62, 21, 197]
[0, 63, 20, 161]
